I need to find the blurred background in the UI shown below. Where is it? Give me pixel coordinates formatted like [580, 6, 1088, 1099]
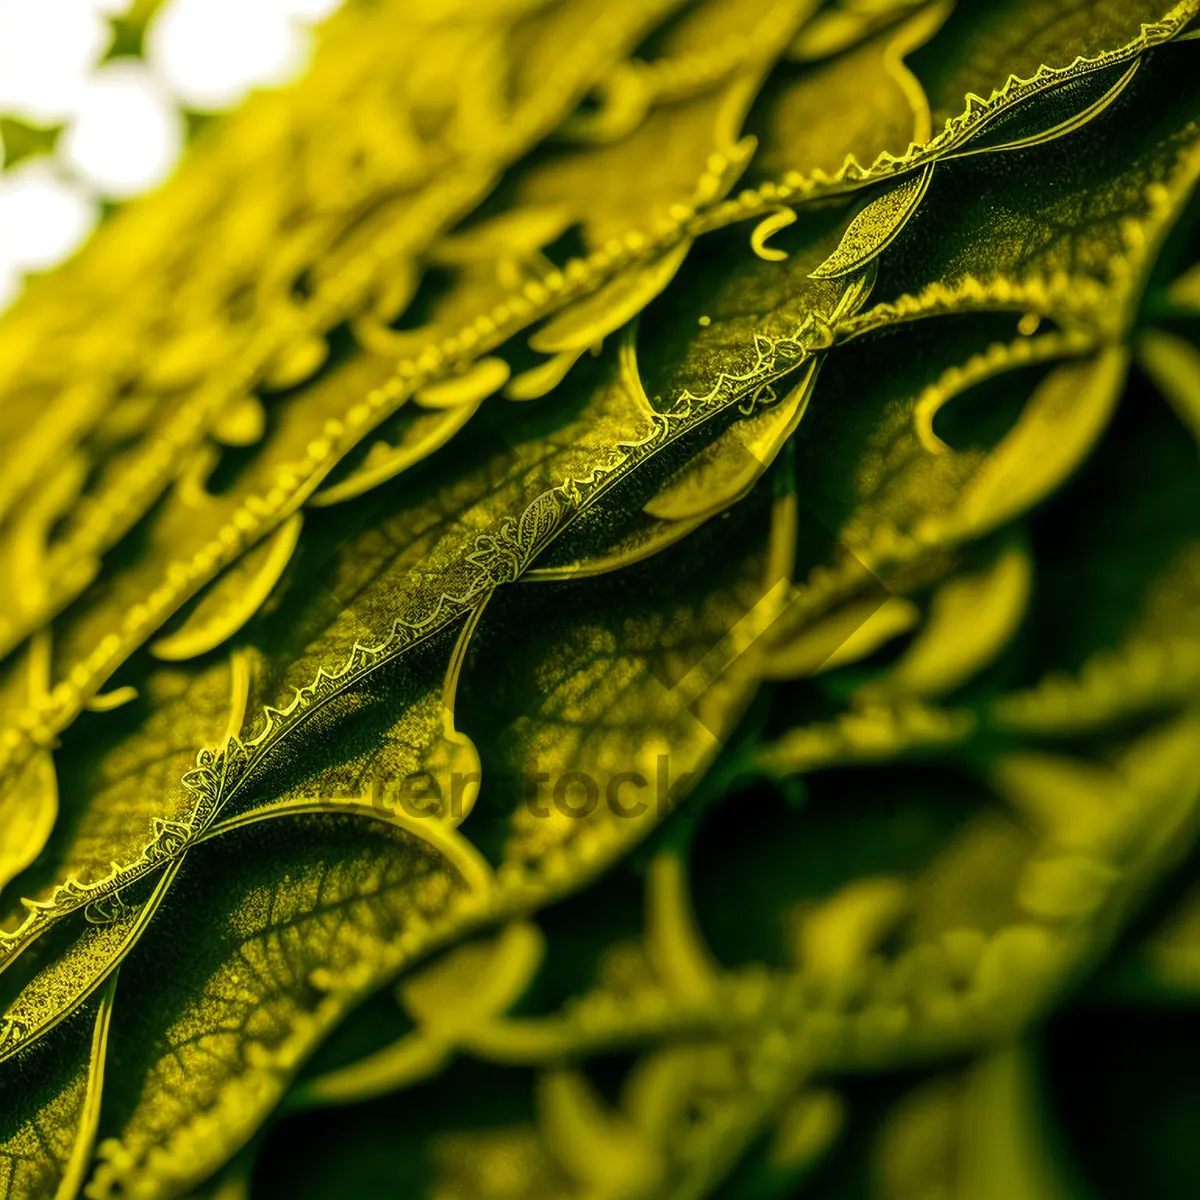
[0, 0, 341, 312]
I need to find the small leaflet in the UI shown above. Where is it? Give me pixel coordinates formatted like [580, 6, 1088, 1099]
[0, 637, 57, 895]
[413, 356, 511, 410]
[924, 347, 1129, 543]
[83, 686, 140, 713]
[262, 335, 329, 392]
[211, 396, 268, 447]
[809, 163, 934, 280]
[764, 594, 919, 680]
[151, 513, 304, 662]
[310, 402, 487, 505]
[0, 750, 57, 894]
[431, 206, 576, 267]
[505, 349, 586, 401]
[750, 205, 798, 261]
[527, 238, 693, 354]
[1138, 328, 1200, 450]
[865, 541, 1033, 700]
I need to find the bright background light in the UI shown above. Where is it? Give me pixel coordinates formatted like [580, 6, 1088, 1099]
[59, 60, 184, 198]
[0, 0, 344, 311]
[147, 0, 340, 111]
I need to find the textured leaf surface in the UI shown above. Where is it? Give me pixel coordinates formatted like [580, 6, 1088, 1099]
[0, 977, 114, 1200]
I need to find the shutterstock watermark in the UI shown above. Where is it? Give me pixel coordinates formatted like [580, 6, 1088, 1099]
[305, 764, 904, 823]
[308, 756, 772, 822]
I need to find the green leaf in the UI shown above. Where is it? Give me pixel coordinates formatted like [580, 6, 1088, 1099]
[642, 360, 817, 522]
[528, 237, 694, 355]
[944, 57, 1141, 160]
[752, 0, 952, 190]
[40, 360, 800, 1194]
[87, 819, 478, 1200]
[290, 921, 544, 1109]
[0, 638, 57, 897]
[1137, 327, 1200, 450]
[787, 0, 932, 64]
[5, 3, 1200, 1196]
[0, 283, 814, 1141]
[0, 975, 115, 1200]
[991, 381, 1200, 734]
[0, 0, 685, 760]
[468, 479, 796, 889]
[874, 1040, 1087, 1200]
[917, 348, 1128, 545]
[310, 361, 500, 506]
[910, 0, 1190, 130]
[150, 515, 304, 663]
[0, 751, 57, 897]
[0, 865, 179, 1067]
[862, 539, 1033, 701]
[0, 655, 246, 974]
[809, 164, 934, 280]
[858, 42, 1200, 334]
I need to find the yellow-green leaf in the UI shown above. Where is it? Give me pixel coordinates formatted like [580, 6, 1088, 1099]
[1138, 327, 1200, 450]
[865, 541, 1033, 699]
[0, 975, 115, 1200]
[150, 513, 303, 662]
[809, 164, 934, 280]
[528, 238, 694, 355]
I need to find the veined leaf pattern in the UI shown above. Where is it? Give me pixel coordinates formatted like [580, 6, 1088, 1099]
[0, 975, 115, 1200]
[0, 0, 1193, 804]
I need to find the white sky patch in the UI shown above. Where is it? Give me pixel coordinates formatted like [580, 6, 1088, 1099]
[0, 0, 114, 124]
[146, 0, 319, 112]
[279, 0, 343, 21]
[0, 159, 98, 274]
[60, 60, 185, 198]
[0, 0, 343, 311]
